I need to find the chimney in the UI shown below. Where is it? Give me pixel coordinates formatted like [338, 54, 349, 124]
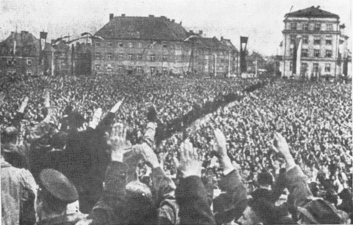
[316, 5, 320, 9]
[221, 36, 223, 41]
[121, 14, 126, 17]
[149, 15, 154, 17]
[110, 13, 114, 21]
[199, 30, 203, 35]
[189, 30, 193, 33]
[180, 21, 182, 25]
[172, 19, 175, 22]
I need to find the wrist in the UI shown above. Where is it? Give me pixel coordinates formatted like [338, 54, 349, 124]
[111, 152, 124, 162]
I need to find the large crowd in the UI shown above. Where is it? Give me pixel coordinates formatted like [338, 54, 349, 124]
[1, 73, 352, 224]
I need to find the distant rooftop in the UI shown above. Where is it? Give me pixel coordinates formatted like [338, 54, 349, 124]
[285, 6, 339, 19]
[95, 15, 188, 41]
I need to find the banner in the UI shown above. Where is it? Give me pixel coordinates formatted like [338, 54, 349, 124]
[39, 32, 48, 65]
[295, 38, 302, 75]
[240, 36, 248, 73]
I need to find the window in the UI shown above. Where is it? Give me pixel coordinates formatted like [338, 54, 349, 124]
[24, 48, 29, 54]
[313, 63, 319, 73]
[290, 48, 294, 56]
[107, 41, 113, 47]
[290, 35, 296, 45]
[118, 42, 123, 47]
[118, 54, 124, 60]
[137, 42, 142, 48]
[326, 37, 332, 45]
[127, 66, 133, 71]
[27, 70, 32, 76]
[290, 23, 297, 30]
[302, 49, 308, 57]
[303, 23, 309, 31]
[128, 42, 133, 48]
[314, 49, 320, 57]
[128, 54, 133, 60]
[314, 23, 321, 31]
[95, 41, 100, 46]
[289, 62, 293, 71]
[137, 66, 143, 73]
[95, 53, 101, 60]
[137, 54, 142, 60]
[95, 64, 101, 70]
[162, 42, 167, 48]
[325, 50, 332, 58]
[325, 63, 331, 72]
[27, 59, 32, 66]
[118, 66, 124, 73]
[107, 53, 113, 60]
[149, 54, 156, 62]
[326, 24, 333, 31]
[150, 67, 156, 73]
[106, 66, 113, 72]
[302, 36, 308, 44]
[314, 37, 321, 45]
[162, 55, 168, 61]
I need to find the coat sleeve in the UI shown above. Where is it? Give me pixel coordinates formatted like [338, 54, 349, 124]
[214, 169, 248, 225]
[151, 167, 179, 225]
[176, 176, 216, 225]
[285, 165, 313, 207]
[88, 161, 127, 225]
[270, 168, 287, 203]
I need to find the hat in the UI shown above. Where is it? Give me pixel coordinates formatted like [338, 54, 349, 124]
[39, 169, 78, 204]
[297, 199, 342, 224]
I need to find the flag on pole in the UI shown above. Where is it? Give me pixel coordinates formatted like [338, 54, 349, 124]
[39, 32, 48, 65]
[296, 38, 302, 76]
[240, 36, 248, 73]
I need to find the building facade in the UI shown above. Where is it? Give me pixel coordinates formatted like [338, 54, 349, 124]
[92, 14, 238, 76]
[280, 6, 350, 78]
[0, 31, 92, 77]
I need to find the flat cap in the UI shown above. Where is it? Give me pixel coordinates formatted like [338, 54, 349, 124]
[39, 169, 78, 204]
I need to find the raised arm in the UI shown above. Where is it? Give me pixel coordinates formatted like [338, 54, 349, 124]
[272, 132, 313, 207]
[212, 129, 248, 224]
[86, 123, 130, 225]
[176, 139, 216, 225]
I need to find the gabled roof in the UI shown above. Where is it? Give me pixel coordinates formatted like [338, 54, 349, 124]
[285, 6, 339, 19]
[95, 16, 188, 41]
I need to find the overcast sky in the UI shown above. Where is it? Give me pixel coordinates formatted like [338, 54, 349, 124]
[1, 0, 351, 55]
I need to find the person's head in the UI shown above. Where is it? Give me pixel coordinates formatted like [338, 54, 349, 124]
[237, 198, 292, 225]
[1, 126, 18, 144]
[49, 132, 68, 150]
[257, 171, 273, 189]
[124, 181, 157, 224]
[37, 169, 78, 216]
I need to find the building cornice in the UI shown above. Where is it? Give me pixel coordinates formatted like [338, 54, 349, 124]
[282, 30, 340, 35]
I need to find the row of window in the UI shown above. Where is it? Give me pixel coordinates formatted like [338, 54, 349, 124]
[290, 22, 333, 31]
[290, 63, 332, 72]
[290, 49, 332, 58]
[6, 58, 32, 66]
[290, 35, 332, 45]
[95, 41, 168, 48]
[95, 64, 169, 73]
[95, 53, 170, 61]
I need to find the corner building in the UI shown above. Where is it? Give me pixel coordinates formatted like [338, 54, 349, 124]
[280, 6, 350, 78]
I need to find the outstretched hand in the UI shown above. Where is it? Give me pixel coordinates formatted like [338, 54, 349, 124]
[44, 90, 50, 108]
[140, 143, 160, 169]
[179, 139, 202, 178]
[0, 92, 5, 106]
[271, 132, 296, 168]
[110, 98, 125, 113]
[108, 123, 131, 162]
[213, 128, 227, 158]
[18, 96, 29, 113]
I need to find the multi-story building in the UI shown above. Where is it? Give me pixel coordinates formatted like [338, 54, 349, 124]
[92, 14, 237, 76]
[0, 31, 49, 76]
[280, 6, 350, 78]
[0, 31, 92, 77]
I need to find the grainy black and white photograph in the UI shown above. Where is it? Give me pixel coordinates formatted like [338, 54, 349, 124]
[0, 0, 352, 224]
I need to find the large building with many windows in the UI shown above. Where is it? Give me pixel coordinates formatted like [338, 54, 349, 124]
[280, 6, 350, 78]
[92, 14, 238, 76]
